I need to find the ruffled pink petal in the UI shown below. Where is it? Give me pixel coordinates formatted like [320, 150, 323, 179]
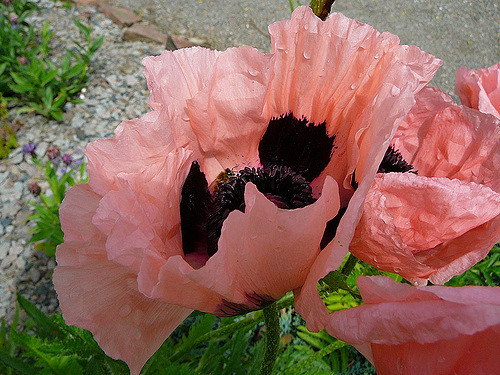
[350, 173, 500, 283]
[410, 216, 500, 285]
[265, 6, 441, 199]
[142, 48, 222, 153]
[391, 86, 456, 162]
[394, 86, 500, 191]
[455, 62, 500, 118]
[91, 148, 192, 289]
[54, 184, 192, 375]
[87, 110, 181, 195]
[186, 47, 272, 183]
[412, 105, 500, 191]
[145, 177, 340, 315]
[324, 276, 500, 375]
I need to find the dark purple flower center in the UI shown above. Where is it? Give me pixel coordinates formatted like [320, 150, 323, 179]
[258, 113, 335, 182]
[377, 145, 415, 174]
[180, 113, 335, 259]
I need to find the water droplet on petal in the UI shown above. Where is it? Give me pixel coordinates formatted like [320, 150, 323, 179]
[394, 267, 402, 273]
[248, 67, 259, 77]
[350, 83, 357, 90]
[277, 225, 285, 232]
[181, 113, 190, 122]
[391, 86, 401, 96]
[303, 24, 309, 31]
[250, 234, 258, 240]
[303, 50, 311, 60]
[168, 199, 173, 208]
[119, 305, 132, 317]
[373, 256, 379, 263]
[133, 328, 142, 340]
[374, 54, 380, 59]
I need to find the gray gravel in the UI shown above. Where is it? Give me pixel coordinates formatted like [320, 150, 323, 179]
[110, 0, 499, 96]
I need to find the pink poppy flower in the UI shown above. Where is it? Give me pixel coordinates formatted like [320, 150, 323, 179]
[349, 86, 500, 286]
[325, 276, 500, 375]
[53, 6, 440, 374]
[455, 62, 500, 118]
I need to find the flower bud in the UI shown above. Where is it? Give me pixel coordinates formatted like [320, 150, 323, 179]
[22, 142, 37, 157]
[62, 153, 73, 166]
[46, 145, 60, 160]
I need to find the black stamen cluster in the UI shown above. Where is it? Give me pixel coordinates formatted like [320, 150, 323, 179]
[378, 145, 415, 174]
[206, 165, 316, 256]
[259, 113, 335, 182]
[180, 162, 212, 256]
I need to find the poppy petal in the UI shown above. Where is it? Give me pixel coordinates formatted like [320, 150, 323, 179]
[455, 62, 500, 118]
[186, 47, 272, 182]
[394, 86, 500, 191]
[324, 276, 500, 375]
[350, 173, 500, 283]
[53, 185, 192, 375]
[87, 111, 181, 195]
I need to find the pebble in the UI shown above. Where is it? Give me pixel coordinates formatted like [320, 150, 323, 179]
[28, 268, 42, 283]
[0, 0, 164, 322]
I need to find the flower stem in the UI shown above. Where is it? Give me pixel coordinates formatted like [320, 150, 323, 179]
[259, 302, 281, 375]
[285, 340, 348, 374]
[341, 253, 358, 276]
[168, 294, 294, 363]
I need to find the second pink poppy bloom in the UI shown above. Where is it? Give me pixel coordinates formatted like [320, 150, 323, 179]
[53, 7, 441, 373]
[350, 85, 500, 285]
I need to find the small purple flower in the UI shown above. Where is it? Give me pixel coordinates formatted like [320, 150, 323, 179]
[73, 158, 84, 166]
[46, 145, 60, 160]
[2, 0, 11, 6]
[22, 142, 37, 157]
[18, 56, 28, 65]
[62, 153, 73, 166]
[10, 15, 17, 23]
[60, 167, 67, 175]
[51, 156, 61, 168]
[28, 181, 41, 196]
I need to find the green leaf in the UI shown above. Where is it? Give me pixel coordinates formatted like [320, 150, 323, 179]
[0, 350, 36, 375]
[41, 70, 58, 86]
[89, 36, 104, 55]
[16, 294, 63, 337]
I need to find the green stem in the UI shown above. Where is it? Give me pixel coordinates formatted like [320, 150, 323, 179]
[285, 340, 348, 374]
[169, 294, 294, 363]
[259, 302, 280, 375]
[341, 253, 358, 276]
